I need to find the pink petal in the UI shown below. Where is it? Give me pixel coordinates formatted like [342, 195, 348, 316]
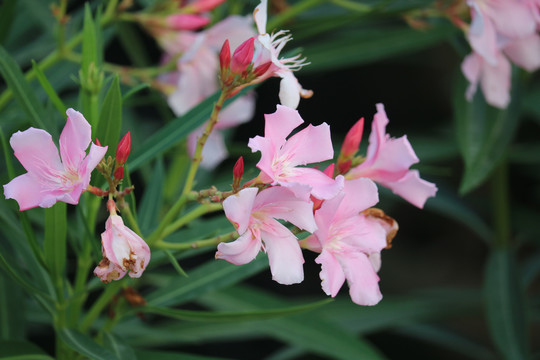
[479, 51, 511, 108]
[503, 34, 540, 72]
[379, 170, 437, 209]
[216, 231, 261, 265]
[462, 53, 481, 101]
[261, 220, 304, 285]
[103, 215, 132, 268]
[263, 105, 304, 147]
[60, 109, 92, 170]
[278, 72, 301, 109]
[338, 215, 387, 254]
[206, 15, 257, 51]
[335, 178, 379, 218]
[467, 4, 498, 65]
[281, 123, 334, 167]
[335, 251, 382, 306]
[81, 143, 108, 189]
[3, 173, 56, 210]
[301, 234, 322, 253]
[223, 188, 258, 234]
[315, 249, 346, 298]
[254, 186, 317, 232]
[253, 0, 268, 35]
[284, 167, 343, 200]
[487, 0, 536, 39]
[218, 94, 256, 128]
[10, 128, 63, 177]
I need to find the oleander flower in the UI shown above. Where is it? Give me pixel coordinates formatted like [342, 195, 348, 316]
[94, 214, 151, 283]
[248, 105, 343, 200]
[347, 104, 437, 208]
[3, 109, 107, 210]
[302, 178, 396, 306]
[217, 186, 317, 285]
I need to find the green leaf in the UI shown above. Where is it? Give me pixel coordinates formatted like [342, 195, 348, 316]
[59, 329, 116, 360]
[44, 202, 67, 280]
[199, 286, 385, 360]
[31, 60, 67, 115]
[0, 0, 17, 44]
[140, 298, 332, 322]
[0, 272, 24, 341]
[96, 76, 123, 156]
[484, 250, 530, 360]
[0, 340, 53, 360]
[454, 72, 521, 194]
[0, 45, 51, 132]
[301, 22, 457, 73]
[122, 83, 150, 102]
[138, 158, 164, 234]
[163, 250, 188, 277]
[102, 333, 136, 360]
[135, 349, 232, 360]
[81, 3, 99, 78]
[146, 256, 268, 307]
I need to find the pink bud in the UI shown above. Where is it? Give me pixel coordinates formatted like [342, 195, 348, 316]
[322, 163, 335, 178]
[95, 138, 102, 146]
[166, 14, 210, 30]
[233, 156, 244, 180]
[116, 132, 131, 165]
[191, 0, 226, 12]
[220, 40, 231, 72]
[114, 167, 125, 180]
[231, 37, 255, 74]
[253, 61, 273, 78]
[341, 118, 364, 158]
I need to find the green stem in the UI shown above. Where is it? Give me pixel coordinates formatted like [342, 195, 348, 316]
[121, 204, 143, 237]
[155, 230, 238, 251]
[68, 241, 92, 327]
[147, 194, 188, 245]
[267, 0, 326, 31]
[161, 203, 223, 240]
[80, 281, 123, 333]
[491, 161, 511, 249]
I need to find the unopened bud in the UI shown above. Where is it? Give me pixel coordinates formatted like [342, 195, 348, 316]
[220, 40, 231, 72]
[95, 138, 102, 146]
[253, 61, 273, 78]
[341, 118, 364, 159]
[232, 156, 244, 190]
[166, 14, 209, 30]
[114, 167, 125, 180]
[231, 37, 255, 74]
[190, 0, 226, 12]
[337, 159, 352, 175]
[116, 132, 131, 165]
[322, 163, 335, 178]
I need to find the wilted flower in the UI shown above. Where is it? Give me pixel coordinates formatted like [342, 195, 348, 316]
[217, 186, 317, 285]
[347, 104, 437, 208]
[3, 109, 107, 210]
[94, 214, 151, 283]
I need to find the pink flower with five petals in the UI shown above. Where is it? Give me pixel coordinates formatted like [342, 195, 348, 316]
[347, 104, 437, 208]
[217, 186, 317, 285]
[248, 105, 344, 200]
[3, 109, 107, 210]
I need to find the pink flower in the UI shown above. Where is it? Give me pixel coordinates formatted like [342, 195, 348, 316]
[94, 214, 151, 283]
[158, 16, 257, 169]
[252, 0, 312, 109]
[248, 105, 344, 200]
[302, 178, 393, 306]
[217, 186, 317, 285]
[461, 0, 540, 108]
[347, 104, 437, 208]
[3, 109, 107, 210]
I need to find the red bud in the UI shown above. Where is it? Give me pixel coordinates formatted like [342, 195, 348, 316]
[341, 118, 364, 158]
[116, 132, 131, 165]
[219, 39, 231, 72]
[166, 14, 209, 31]
[191, 0, 226, 12]
[232, 156, 244, 190]
[113, 166, 125, 180]
[231, 37, 255, 74]
[95, 138, 102, 146]
[253, 61, 272, 78]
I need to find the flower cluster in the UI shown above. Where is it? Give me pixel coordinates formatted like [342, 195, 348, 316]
[461, 0, 540, 108]
[216, 104, 436, 305]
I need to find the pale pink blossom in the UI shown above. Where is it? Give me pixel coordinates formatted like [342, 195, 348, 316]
[252, 0, 312, 109]
[347, 104, 437, 208]
[94, 214, 151, 283]
[248, 105, 343, 200]
[302, 178, 390, 306]
[217, 186, 317, 285]
[3, 109, 107, 210]
[158, 16, 257, 169]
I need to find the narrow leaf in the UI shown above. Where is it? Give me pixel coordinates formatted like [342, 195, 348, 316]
[0, 45, 50, 132]
[0, 340, 53, 360]
[96, 76, 123, 156]
[59, 329, 116, 360]
[31, 60, 67, 115]
[484, 249, 530, 360]
[122, 83, 150, 102]
[0, 0, 16, 44]
[81, 3, 98, 78]
[138, 158, 164, 234]
[135, 349, 232, 360]
[0, 272, 24, 340]
[454, 72, 521, 194]
[102, 333, 136, 360]
[44, 203, 67, 280]
[164, 250, 188, 278]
